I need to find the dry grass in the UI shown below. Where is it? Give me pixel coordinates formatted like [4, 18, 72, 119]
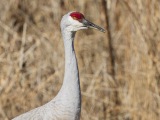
[0, 0, 160, 120]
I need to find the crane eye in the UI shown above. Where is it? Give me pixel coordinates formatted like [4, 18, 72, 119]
[72, 17, 78, 20]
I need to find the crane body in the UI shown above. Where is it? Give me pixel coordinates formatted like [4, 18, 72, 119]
[13, 11, 104, 120]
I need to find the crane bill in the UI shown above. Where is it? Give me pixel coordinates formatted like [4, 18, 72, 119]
[82, 19, 105, 33]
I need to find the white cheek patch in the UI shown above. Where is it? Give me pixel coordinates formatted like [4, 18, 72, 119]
[68, 16, 82, 26]
[66, 16, 86, 32]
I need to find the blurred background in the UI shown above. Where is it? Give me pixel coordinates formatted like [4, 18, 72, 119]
[0, 0, 160, 120]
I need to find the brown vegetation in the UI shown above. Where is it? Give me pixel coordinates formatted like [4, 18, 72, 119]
[0, 0, 160, 120]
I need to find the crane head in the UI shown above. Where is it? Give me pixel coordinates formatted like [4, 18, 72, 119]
[61, 11, 105, 33]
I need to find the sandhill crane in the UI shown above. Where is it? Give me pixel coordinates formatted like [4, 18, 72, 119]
[13, 11, 105, 120]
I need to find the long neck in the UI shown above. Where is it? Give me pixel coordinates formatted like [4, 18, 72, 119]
[63, 31, 80, 88]
[56, 30, 81, 106]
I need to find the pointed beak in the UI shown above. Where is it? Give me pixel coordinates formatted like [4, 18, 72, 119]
[82, 19, 105, 33]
